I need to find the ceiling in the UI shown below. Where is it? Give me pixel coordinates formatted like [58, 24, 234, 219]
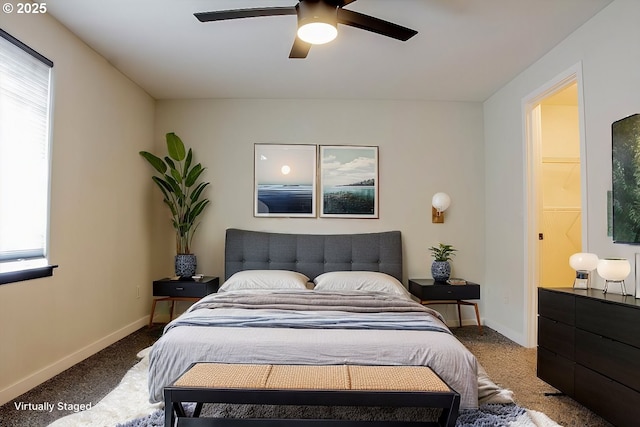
[45, 0, 613, 102]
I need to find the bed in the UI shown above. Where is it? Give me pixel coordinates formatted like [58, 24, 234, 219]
[148, 228, 479, 411]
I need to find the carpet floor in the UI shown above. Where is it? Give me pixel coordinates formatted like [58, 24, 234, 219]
[0, 325, 612, 427]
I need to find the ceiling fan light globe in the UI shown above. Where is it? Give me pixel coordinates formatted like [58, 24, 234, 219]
[297, 22, 337, 45]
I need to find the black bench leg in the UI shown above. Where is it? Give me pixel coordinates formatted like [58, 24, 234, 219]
[193, 402, 204, 417]
[164, 404, 172, 427]
[163, 391, 203, 426]
[173, 402, 186, 417]
[164, 389, 175, 427]
[437, 393, 461, 427]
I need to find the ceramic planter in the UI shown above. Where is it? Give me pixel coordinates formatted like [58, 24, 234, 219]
[175, 254, 197, 278]
[431, 261, 451, 282]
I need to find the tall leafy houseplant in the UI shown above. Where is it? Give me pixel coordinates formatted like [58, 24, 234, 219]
[140, 132, 210, 277]
[428, 243, 457, 282]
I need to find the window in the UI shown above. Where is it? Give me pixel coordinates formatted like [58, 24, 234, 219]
[0, 29, 56, 285]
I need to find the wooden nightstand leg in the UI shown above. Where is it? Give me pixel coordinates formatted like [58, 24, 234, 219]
[149, 299, 158, 328]
[169, 300, 175, 322]
[456, 301, 483, 334]
[473, 302, 483, 334]
[456, 301, 462, 327]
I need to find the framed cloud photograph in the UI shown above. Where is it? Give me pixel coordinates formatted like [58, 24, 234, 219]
[254, 144, 317, 217]
[319, 145, 378, 218]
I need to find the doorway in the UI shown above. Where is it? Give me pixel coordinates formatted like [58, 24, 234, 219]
[523, 65, 587, 347]
[538, 83, 581, 287]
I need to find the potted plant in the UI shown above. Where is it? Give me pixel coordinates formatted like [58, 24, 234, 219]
[428, 243, 457, 282]
[140, 132, 210, 278]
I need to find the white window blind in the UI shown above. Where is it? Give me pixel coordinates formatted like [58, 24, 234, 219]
[0, 30, 53, 263]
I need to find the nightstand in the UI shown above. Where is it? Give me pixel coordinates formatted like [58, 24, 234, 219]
[408, 278, 482, 333]
[149, 276, 219, 327]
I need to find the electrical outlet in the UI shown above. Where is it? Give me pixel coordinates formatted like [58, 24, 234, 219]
[136, 286, 140, 299]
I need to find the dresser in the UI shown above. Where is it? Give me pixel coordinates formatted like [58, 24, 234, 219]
[537, 288, 640, 426]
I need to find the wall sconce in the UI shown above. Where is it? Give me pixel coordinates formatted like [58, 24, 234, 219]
[597, 258, 631, 295]
[431, 192, 451, 223]
[569, 253, 599, 289]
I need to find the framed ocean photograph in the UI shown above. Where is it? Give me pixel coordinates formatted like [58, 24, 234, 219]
[254, 144, 317, 217]
[320, 145, 378, 218]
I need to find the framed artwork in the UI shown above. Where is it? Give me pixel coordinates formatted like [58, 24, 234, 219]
[319, 145, 378, 218]
[612, 113, 640, 243]
[627, 252, 640, 298]
[607, 190, 613, 237]
[254, 144, 317, 217]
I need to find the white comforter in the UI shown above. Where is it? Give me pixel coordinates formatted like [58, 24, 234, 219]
[148, 290, 479, 409]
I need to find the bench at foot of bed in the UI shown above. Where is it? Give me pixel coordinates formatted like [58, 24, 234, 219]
[163, 363, 460, 427]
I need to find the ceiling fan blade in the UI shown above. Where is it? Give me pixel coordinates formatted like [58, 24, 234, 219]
[289, 37, 312, 59]
[337, 9, 417, 41]
[195, 7, 296, 23]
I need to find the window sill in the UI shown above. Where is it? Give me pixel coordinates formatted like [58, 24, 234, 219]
[0, 260, 58, 285]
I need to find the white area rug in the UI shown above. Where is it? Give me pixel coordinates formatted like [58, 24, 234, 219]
[48, 348, 561, 427]
[47, 348, 161, 427]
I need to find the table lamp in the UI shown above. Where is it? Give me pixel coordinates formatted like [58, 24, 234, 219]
[596, 258, 631, 295]
[569, 253, 599, 289]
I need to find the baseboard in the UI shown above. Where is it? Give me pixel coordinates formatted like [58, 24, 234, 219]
[460, 318, 482, 328]
[483, 319, 526, 346]
[444, 318, 482, 328]
[0, 316, 149, 406]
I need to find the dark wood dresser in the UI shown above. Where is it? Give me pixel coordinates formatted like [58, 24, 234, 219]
[537, 287, 640, 426]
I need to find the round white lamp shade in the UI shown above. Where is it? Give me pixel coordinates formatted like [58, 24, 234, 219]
[432, 192, 451, 212]
[597, 258, 631, 281]
[569, 253, 599, 272]
[597, 258, 631, 295]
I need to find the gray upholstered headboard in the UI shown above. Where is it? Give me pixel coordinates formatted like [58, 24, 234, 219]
[224, 228, 403, 282]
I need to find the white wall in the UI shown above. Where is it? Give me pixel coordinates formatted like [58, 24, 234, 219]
[484, 0, 640, 344]
[154, 98, 486, 319]
[0, 5, 158, 404]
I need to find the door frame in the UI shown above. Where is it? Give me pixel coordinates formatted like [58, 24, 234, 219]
[522, 62, 588, 347]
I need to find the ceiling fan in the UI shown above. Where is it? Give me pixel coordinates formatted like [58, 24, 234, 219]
[194, 0, 418, 59]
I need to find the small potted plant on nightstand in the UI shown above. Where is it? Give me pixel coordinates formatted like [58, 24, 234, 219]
[140, 132, 210, 278]
[428, 243, 457, 282]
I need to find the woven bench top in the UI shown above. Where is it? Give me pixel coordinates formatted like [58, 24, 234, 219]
[173, 363, 451, 393]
